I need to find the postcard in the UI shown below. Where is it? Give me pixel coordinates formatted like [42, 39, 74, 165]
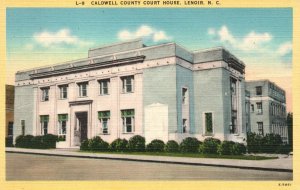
[1, 0, 299, 190]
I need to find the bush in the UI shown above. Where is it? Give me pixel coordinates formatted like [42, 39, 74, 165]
[5, 136, 14, 147]
[179, 137, 201, 153]
[247, 132, 263, 153]
[128, 135, 146, 152]
[165, 140, 179, 153]
[80, 139, 90, 151]
[276, 144, 292, 154]
[232, 142, 247, 155]
[109, 138, 128, 152]
[200, 138, 221, 154]
[146, 139, 165, 152]
[217, 141, 235, 155]
[15, 135, 34, 148]
[31, 136, 45, 149]
[261, 134, 283, 153]
[88, 136, 109, 152]
[42, 134, 58, 149]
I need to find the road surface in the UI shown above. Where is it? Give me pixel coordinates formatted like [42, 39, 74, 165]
[6, 152, 292, 180]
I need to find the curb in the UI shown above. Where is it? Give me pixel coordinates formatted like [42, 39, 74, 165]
[6, 150, 293, 173]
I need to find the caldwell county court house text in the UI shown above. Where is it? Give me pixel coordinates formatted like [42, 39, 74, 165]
[13, 39, 288, 148]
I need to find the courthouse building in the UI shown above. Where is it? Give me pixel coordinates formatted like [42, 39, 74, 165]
[13, 39, 247, 148]
[245, 80, 288, 143]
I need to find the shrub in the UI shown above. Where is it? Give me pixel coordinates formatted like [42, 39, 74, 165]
[232, 142, 247, 155]
[128, 135, 146, 152]
[247, 132, 263, 153]
[42, 134, 58, 148]
[80, 139, 90, 151]
[109, 138, 128, 152]
[5, 136, 14, 147]
[179, 137, 201, 153]
[88, 136, 109, 152]
[200, 138, 221, 154]
[146, 139, 165, 152]
[165, 140, 179, 153]
[31, 136, 45, 149]
[15, 135, 34, 148]
[261, 134, 283, 153]
[217, 141, 235, 155]
[276, 144, 292, 154]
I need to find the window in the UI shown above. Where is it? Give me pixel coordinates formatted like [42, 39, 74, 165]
[251, 104, 254, 112]
[182, 88, 188, 104]
[230, 111, 238, 134]
[59, 85, 68, 99]
[99, 79, 110, 95]
[58, 114, 68, 140]
[121, 76, 134, 93]
[98, 111, 110, 134]
[257, 122, 264, 135]
[41, 87, 49, 101]
[40, 115, 49, 135]
[204, 112, 213, 135]
[256, 86, 262, 96]
[21, 120, 25, 136]
[121, 109, 134, 133]
[256, 102, 263, 114]
[230, 78, 237, 95]
[78, 82, 88, 97]
[182, 119, 187, 133]
[8, 122, 13, 136]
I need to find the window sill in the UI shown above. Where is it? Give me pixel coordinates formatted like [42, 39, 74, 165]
[78, 96, 88, 98]
[121, 91, 134, 94]
[203, 133, 214, 137]
[58, 98, 68, 100]
[99, 133, 110, 135]
[41, 100, 49, 102]
[122, 132, 135, 134]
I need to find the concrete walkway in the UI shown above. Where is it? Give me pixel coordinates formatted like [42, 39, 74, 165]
[6, 147, 292, 172]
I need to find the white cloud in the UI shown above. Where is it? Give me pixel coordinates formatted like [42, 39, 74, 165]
[239, 31, 272, 51]
[218, 26, 236, 44]
[33, 28, 93, 47]
[207, 28, 216, 35]
[277, 41, 292, 56]
[118, 25, 171, 42]
[208, 25, 272, 52]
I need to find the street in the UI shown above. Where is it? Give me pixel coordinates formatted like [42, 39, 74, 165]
[6, 153, 292, 180]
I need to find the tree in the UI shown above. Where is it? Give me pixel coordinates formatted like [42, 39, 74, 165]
[287, 112, 293, 150]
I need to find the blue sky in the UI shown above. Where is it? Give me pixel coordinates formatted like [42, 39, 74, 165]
[6, 8, 293, 110]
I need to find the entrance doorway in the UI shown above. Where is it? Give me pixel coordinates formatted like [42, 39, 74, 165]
[74, 112, 88, 146]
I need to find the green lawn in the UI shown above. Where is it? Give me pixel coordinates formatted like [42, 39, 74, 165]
[79, 151, 278, 160]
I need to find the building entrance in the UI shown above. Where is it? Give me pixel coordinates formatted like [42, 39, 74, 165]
[74, 112, 88, 145]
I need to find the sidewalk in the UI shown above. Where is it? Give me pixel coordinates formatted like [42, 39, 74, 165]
[6, 147, 292, 172]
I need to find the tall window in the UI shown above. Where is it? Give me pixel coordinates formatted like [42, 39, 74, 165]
[121, 76, 134, 93]
[59, 85, 68, 99]
[256, 86, 262, 96]
[98, 111, 110, 134]
[99, 79, 110, 95]
[182, 88, 188, 104]
[121, 109, 134, 133]
[78, 82, 88, 97]
[204, 112, 213, 135]
[256, 102, 263, 114]
[41, 87, 49, 101]
[257, 122, 264, 135]
[40, 115, 49, 135]
[58, 114, 68, 140]
[182, 119, 187, 133]
[231, 111, 238, 134]
[8, 122, 13, 136]
[251, 104, 254, 112]
[21, 120, 25, 136]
